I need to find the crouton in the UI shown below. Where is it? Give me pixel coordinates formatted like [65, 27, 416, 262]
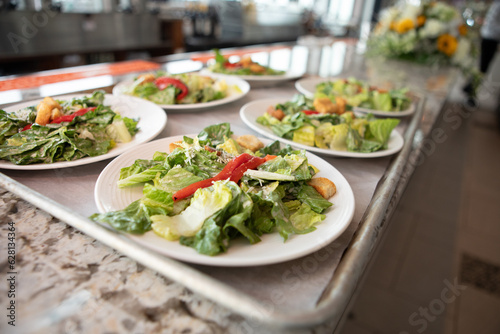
[240, 57, 253, 67]
[50, 107, 62, 121]
[137, 73, 156, 83]
[307, 177, 336, 199]
[249, 63, 266, 74]
[313, 97, 338, 114]
[35, 102, 52, 125]
[335, 97, 347, 114]
[40, 97, 62, 111]
[266, 105, 285, 121]
[169, 141, 183, 153]
[236, 135, 264, 152]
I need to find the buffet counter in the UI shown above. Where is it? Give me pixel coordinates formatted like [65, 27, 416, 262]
[0, 40, 459, 333]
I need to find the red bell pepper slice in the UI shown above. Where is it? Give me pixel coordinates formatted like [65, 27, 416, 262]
[154, 77, 189, 101]
[172, 153, 271, 201]
[172, 178, 217, 202]
[21, 124, 32, 131]
[302, 110, 319, 115]
[50, 107, 96, 124]
[229, 156, 266, 183]
[22, 106, 96, 129]
[224, 62, 241, 69]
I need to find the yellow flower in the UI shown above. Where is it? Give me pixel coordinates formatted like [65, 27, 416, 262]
[437, 34, 458, 56]
[395, 18, 415, 34]
[417, 15, 426, 27]
[458, 24, 468, 36]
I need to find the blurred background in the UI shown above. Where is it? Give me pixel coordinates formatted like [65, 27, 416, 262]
[0, 0, 490, 76]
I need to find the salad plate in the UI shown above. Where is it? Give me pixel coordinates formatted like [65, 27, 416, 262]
[112, 72, 250, 112]
[0, 94, 167, 170]
[295, 77, 415, 117]
[94, 135, 355, 267]
[240, 98, 404, 158]
[201, 68, 304, 87]
[295, 77, 335, 98]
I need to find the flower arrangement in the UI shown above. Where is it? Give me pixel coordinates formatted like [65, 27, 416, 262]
[366, 0, 481, 93]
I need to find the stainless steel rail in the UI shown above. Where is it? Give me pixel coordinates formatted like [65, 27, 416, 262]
[0, 97, 424, 328]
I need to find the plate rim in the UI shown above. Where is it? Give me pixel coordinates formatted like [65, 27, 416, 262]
[94, 135, 355, 267]
[112, 72, 250, 111]
[295, 77, 415, 117]
[201, 68, 305, 82]
[0, 93, 167, 170]
[239, 97, 404, 158]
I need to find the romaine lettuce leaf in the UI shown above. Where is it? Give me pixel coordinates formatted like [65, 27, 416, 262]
[286, 201, 326, 231]
[154, 166, 203, 193]
[297, 184, 333, 213]
[366, 118, 400, 148]
[70, 90, 105, 107]
[150, 86, 176, 105]
[118, 163, 167, 188]
[257, 140, 282, 156]
[346, 128, 383, 153]
[140, 183, 174, 217]
[314, 123, 349, 151]
[151, 181, 233, 240]
[292, 125, 315, 146]
[372, 91, 392, 111]
[180, 181, 258, 255]
[132, 82, 160, 99]
[90, 200, 152, 234]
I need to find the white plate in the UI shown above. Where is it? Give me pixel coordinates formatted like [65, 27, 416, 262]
[112, 72, 250, 112]
[0, 94, 167, 170]
[295, 77, 415, 117]
[295, 77, 327, 98]
[353, 104, 415, 117]
[201, 68, 304, 87]
[94, 135, 355, 267]
[240, 98, 404, 158]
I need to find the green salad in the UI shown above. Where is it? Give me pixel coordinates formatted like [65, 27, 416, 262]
[256, 94, 400, 153]
[315, 78, 412, 112]
[0, 91, 139, 165]
[125, 71, 236, 105]
[209, 49, 286, 76]
[91, 123, 335, 256]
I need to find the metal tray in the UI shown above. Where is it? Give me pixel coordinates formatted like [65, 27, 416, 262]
[0, 96, 425, 329]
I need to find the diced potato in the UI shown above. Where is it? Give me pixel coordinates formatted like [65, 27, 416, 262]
[307, 177, 337, 199]
[236, 135, 264, 152]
